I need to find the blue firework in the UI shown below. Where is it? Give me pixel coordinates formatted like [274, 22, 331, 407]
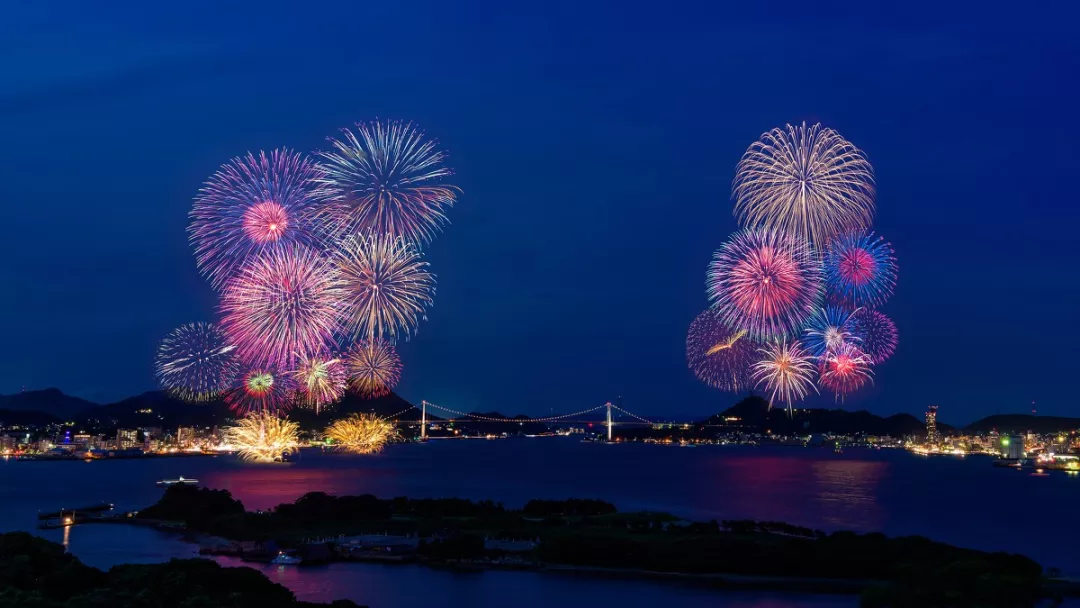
[824, 231, 897, 309]
[802, 307, 859, 357]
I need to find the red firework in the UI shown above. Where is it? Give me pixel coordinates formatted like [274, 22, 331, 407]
[220, 244, 346, 370]
[818, 343, 873, 400]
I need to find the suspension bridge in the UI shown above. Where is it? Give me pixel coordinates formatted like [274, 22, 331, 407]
[381, 400, 654, 442]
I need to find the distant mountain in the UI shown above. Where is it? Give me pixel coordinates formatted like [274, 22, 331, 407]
[0, 388, 98, 420]
[704, 396, 954, 437]
[964, 414, 1080, 435]
[0, 409, 62, 427]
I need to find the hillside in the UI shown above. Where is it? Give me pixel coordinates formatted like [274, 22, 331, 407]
[703, 396, 953, 437]
[964, 414, 1080, 435]
[0, 388, 97, 420]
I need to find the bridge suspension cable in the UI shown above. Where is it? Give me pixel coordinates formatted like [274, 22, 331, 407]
[420, 401, 606, 423]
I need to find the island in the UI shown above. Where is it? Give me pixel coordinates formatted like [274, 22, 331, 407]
[93, 485, 1066, 607]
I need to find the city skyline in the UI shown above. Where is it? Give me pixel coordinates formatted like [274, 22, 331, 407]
[2, 2, 1079, 419]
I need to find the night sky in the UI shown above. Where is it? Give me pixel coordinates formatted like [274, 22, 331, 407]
[2, 1, 1078, 422]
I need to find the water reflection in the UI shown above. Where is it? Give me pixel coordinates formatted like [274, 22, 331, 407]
[810, 460, 886, 530]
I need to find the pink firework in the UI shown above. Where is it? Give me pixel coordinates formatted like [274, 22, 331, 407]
[686, 310, 755, 392]
[818, 343, 874, 400]
[189, 149, 333, 290]
[849, 309, 898, 364]
[220, 244, 346, 370]
[707, 228, 823, 342]
[825, 231, 897, 309]
[225, 368, 296, 415]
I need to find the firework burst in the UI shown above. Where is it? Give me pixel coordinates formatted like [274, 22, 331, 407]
[225, 368, 296, 415]
[334, 233, 435, 342]
[188, 149, 332, 289]
[225, 411, 300, 463]
[802, 307, 860, 357]
[291, 354, 346, 413]
[325, 413, 397, 454]
[818, 342, 874, 400]
[707, 228, 823, 342]
[825, 231, 897, 308]
[733, 122, 875, 249]
[849, 309, 898, 364]
[318, 120, 459, 245]
[346, 339, 403, 399]
[220, 244, 346, 369]
[154, 323, 238, 402]
[751, 340, 818, 414]
[686, 310, 754, 392]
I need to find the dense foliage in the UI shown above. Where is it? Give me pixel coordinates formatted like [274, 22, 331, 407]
[0, 532, 363, 607]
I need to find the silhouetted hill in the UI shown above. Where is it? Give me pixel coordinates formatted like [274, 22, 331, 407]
[964, 414, 1080, 435]
[0, 409, 62, 426]
[703, 396, 953, 437]
[0, 388, 97, 420]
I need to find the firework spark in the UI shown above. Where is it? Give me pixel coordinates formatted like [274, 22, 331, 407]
[334, 233, 435, 342]
[291, 354, 347, 413]
[733, 122, 875, 249]
[225, 368, 295, 415]
[325, 413, 397, 454]
[188, 149, 332, 289]
[346, 339, 403, 399]
[225, 411, 300, 463]
[686, 310, 755, 392]
[751, 340, 818, 414]
[849, 309, 898, 364]
[318, 120, 459, 245]
[707, 228, 823, 342]
[802, 307, 860, 357]
[825, 231, 897, 308]
[220, 244, 346, 369]
[819, 342, 874, 400]
[154, 323, 238, 402]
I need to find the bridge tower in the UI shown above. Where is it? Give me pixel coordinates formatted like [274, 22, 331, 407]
[421, 400, 427, 441]
[605, 401, 613, 442]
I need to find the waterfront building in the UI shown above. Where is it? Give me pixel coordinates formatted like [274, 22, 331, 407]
[1001, 435, 1024, 459]
[177, 427, 196, 448]
[925, 405, 939, 443]
[116, 429, 138, 449]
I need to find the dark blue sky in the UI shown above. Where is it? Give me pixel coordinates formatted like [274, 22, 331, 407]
[2, 1, 1078, 422]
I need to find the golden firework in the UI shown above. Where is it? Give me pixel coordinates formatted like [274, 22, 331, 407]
[225, 411, 300, 462]
[325, 413, 397, 454]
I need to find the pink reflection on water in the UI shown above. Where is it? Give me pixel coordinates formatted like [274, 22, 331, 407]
[693, 453, 887, 531]
[199, 460, 403, 510]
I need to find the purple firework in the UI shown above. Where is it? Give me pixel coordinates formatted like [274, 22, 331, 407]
[686, 310, 755, 392]
[189, 149, 333, 290]
[824, 231, 897, 309]
[849, 309, 898, 364]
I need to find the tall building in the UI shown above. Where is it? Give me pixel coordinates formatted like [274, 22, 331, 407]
[116, 429, 138, 449]
[177, 427, 196, 448]
[1002, 435, 1024, 459]
[925, 405, 939, 443]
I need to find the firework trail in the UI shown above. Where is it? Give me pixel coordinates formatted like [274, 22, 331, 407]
[154, 323, 238, 402]
[825, 231, 897, 308]
[188, 149, 332, 290]
[318, 120, 459, 245]
[325, 413, 397, 454]
[686, 310, 755, 392]
[707, 228, 823, 343]
[819, 342, 874, 400]
[802, 307, 860, 357]
[291, 354, 346, 414]
[751, 340, 818, 415]
[733, 122, 875, 250]
[334, 233, 435, 343]
[225, 411, 300, 463]
[220, 244, 345, 370]
[849, 309, 898, 364]
[346, 339, 403, 399]
[225, 368, 296, 415]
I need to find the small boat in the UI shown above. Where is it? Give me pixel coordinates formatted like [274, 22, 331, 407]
[156, 476, 199, 487]
[271, 551, 302, 565]
[992, 459, 1023, 468]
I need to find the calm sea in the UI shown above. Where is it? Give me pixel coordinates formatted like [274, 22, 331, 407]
[3, 439, 1076, 607]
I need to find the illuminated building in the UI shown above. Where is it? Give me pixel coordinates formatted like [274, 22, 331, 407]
[116, 429, 139, 449]
[925, 405, 939, 443]
[177, 427, 196, 448]
[1000, 435, 1024, 459]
